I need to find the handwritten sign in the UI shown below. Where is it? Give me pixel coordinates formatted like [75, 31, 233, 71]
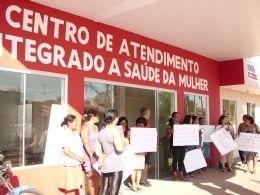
[44, 104, 68, 164]
[200, 125, 216, 143]
[210, 128, 237, 155]
[121, 146, 139, 182]
[237, 133, 260, 152]
[184, 149, 207, 172]
[130, 128, 157, 153]
[173, 124, 199, 146]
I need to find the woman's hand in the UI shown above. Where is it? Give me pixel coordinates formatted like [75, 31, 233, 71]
[78, 156, 85, 164]
[86, 171, 93, 178]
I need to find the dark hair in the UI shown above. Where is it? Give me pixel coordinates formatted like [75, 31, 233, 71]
[244, 115, 254, 124]
[242, 114, 248, 119]
[217, 115, 228, 125]
[171, 112, 178, 117]
[183, 115, 192, 124]
[104, 109, 118, 125]
[136, 116, 147, 127]
[83, 108, 99, 121]
[61, 114, 76, 127]
[117, 116, 128, 126]
[199, 117, 205, 125]
[192, 115, 199, 124]
[140, 106, 149, 116]
[168, 112, 179, 128]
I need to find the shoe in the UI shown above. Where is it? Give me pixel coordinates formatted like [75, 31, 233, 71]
[140, 182, 151, 187]
[179, 171, 185, 180]
[245, 169, 250, 173]
[172, 171, 178, 181]
[252, 170, 256, 174]
[130, 186, 138, 192]
[137, 187, 142, 191]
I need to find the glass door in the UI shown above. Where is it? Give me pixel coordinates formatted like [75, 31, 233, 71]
[156, 91, 175, 179]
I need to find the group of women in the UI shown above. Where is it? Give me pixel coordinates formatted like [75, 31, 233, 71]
[165, 111, 259, 181]
[59, 109, 129, 195]
[217, 114, 260, 174]
[164, 112, 206, 180]
[57, 109, 259, 194]
[58, 107, 151, 195]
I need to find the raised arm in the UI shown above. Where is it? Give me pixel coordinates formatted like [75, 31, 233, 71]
[113, 128, 128, 153]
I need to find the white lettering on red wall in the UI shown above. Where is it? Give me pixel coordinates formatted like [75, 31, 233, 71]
[0, 2, 209, 92]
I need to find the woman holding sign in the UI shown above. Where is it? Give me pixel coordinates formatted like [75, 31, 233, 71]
[130, 117, 147, 192]
[164, 112, 186, 180]
[240, 115, 260, 174]
[216, 115, 235, 172]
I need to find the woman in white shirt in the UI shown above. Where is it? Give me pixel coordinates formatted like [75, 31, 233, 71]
[59, 114, 85, 195]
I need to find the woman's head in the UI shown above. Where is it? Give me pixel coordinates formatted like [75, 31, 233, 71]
[136, 116, 147, 127]
[192, 115, 199, 124]
[168, 112, 180, 128]
[83, 108, 99, 123]
[218, 115, 229, 125]
[117, 116, 128, 130]
[183, 115, 192, 124]
[140, 107, 150, 120]
[104, 109, 118, 125]
[243, 115, 254, 125]
[199, 117, 206, 125]
[61, 114, 77, 130]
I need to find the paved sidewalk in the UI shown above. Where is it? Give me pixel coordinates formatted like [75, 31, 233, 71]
[120, 158, 260, 195]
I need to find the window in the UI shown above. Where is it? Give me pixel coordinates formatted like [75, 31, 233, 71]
[247, 102, 256, 119]
[222, 99, 237, 129]
[184, 93, 208, 121]
[84, 80, 176, 179]
[0, 69, 65, 167]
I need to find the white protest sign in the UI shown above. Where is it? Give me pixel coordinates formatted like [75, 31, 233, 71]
[173, 124, 199, 146]
[237, 133, 260, 152]
[44, 104, 68, 164]
[130, 128, 157, 153]
[200, 125, 216, 143]
[121, 145, 139, 182]
[184, 149, 207, 173]
[210, 128, 237, 155]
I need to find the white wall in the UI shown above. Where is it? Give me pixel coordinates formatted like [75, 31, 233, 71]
[220, 87, 260, 127]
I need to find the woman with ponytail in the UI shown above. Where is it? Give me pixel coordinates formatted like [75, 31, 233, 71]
[95, 109, 129, 195]
[81, 108, 100, 195]
[59, 114, 85, 195]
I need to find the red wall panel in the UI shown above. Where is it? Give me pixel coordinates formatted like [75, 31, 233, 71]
[0, 0, 221, 124]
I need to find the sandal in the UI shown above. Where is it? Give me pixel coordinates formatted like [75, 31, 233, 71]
[172, 172, 178, 181]
[131, 185, 138, 192]
[131, 188, 138, 192]
[245, 169, 250, 173]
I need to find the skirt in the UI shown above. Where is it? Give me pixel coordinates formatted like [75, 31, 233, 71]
[59, 165, 84, 191]
[135, 154, 145, 170]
